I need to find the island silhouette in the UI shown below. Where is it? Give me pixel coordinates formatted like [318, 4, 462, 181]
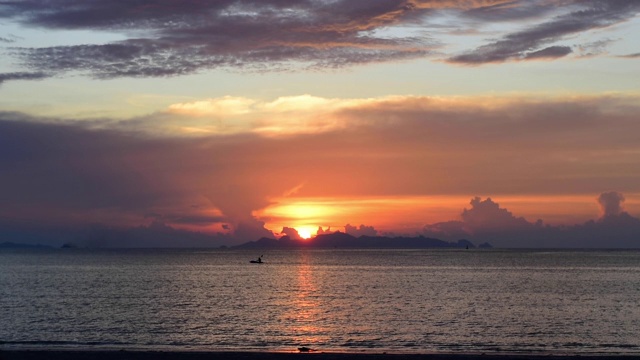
[234, 231, 491, 249]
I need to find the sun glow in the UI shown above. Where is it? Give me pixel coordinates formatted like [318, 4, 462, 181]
[296, 226, 315, 240]
[258, 194, 620, 238]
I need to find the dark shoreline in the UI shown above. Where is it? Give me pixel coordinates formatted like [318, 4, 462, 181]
[1, 350, 639, 360]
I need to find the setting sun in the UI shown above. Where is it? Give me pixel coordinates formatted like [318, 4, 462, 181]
[296, 226, 315, 240]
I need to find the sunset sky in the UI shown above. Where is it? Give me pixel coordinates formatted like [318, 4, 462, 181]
[1, 0, 640, 247]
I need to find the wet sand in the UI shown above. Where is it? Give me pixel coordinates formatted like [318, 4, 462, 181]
[0, 350, 638, 360]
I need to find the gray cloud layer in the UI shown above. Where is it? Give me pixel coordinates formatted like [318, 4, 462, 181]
[448, 0, 640, 64]
[0, 1, 637, 79]
[2, 0, 434, 78]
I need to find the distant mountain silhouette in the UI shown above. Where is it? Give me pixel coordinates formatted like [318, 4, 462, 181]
[0, 241, 52, 249]
[235, 231, 484, 249]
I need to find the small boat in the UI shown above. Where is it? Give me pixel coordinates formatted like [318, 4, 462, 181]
[250, 255, 264, 264]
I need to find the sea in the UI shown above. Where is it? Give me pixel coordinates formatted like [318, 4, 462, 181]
[1, 248, 639, 355]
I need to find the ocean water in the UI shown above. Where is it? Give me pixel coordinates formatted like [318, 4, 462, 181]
[1, 248, 639, 355]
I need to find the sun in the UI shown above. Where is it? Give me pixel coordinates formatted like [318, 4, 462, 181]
[296, 226, 315, 240]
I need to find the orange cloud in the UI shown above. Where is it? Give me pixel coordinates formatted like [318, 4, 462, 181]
[158, 93, 640, 138]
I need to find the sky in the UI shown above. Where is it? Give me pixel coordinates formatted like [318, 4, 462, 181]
[1, 0, 640, 248]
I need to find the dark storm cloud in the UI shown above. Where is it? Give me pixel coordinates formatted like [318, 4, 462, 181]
[448, 0, 640, 64]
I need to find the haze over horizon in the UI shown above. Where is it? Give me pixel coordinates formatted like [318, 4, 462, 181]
[1, 0, 640, 248]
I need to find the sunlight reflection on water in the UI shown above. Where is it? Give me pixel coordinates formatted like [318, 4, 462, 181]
[290, 254, 324, 345]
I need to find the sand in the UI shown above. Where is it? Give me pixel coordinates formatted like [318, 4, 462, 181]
[1, 350, 638, 360]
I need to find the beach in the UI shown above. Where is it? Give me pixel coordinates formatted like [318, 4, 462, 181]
[1, 350, 639, 360]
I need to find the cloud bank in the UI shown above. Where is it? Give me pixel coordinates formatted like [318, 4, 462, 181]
[345, 224, 379, 238]
[1, 93, 640, 247]
[0, 1, 637, 80]
[424, 193, 640, 248]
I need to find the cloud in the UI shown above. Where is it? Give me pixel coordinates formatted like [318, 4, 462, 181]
[1, 1, 635, 79]
[424, 193, 640, 248]
[523, 45, 573, 60]
[575, 38, 616, 57]
[0, 72, 50, 84]
[0, 112, 285, 245]
[316, 226, 335, 236]
[448, 1, 640, 64]
[0, 33, 20, 43]
[461, 1, 561, 22]
[345, 224, 378, 237]
[598, 191, 625, 218]
[154, 214, 227, 227]
[3, 0, 438, 78]
[233, 220, 276, 242]
[156, 95, 367, 136]
[619, 52, 640, 58]
[280, 226, 303, 241]
[424, 197, 541, 243]
[461, 197, 535, 232]
[124, 92, 640, 143]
